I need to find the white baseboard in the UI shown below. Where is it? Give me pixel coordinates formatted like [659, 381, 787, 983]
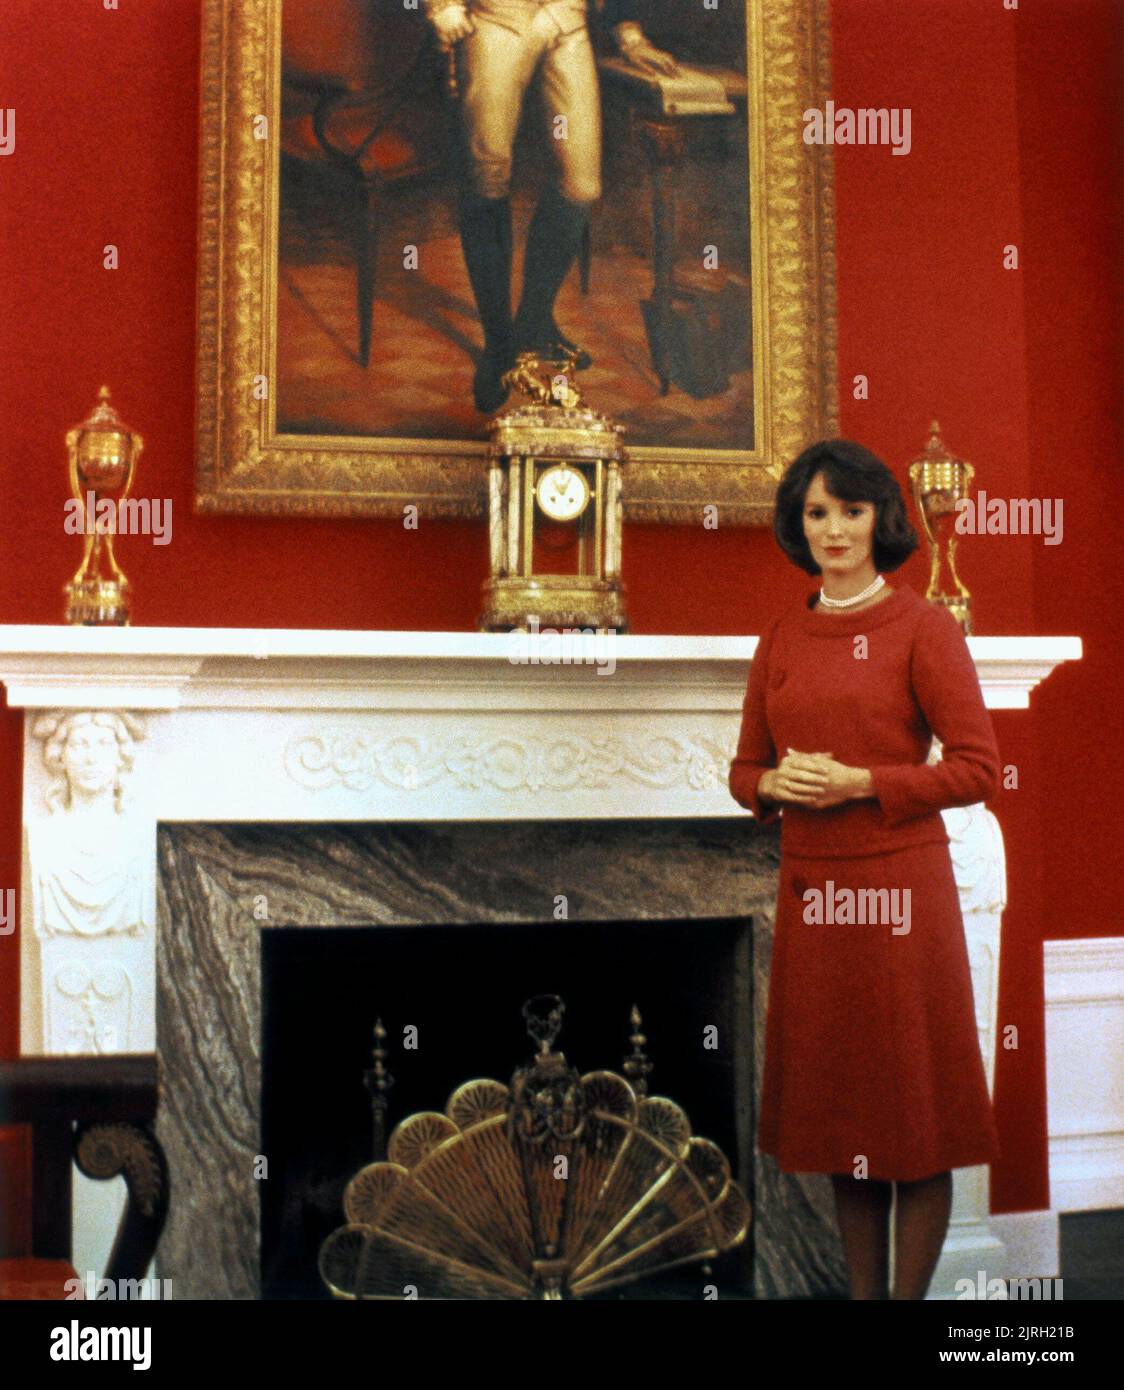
[1048, 1132, 1124, 1212]
[1045, 936, 1124, 1214]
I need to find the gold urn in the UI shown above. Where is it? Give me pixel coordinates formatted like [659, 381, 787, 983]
[65, 386, 143, 626]
[908, 420, 975, 635]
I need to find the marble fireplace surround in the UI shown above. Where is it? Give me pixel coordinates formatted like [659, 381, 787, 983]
[158, 818, 771, 1299]
[0, 625, 1081, 1299]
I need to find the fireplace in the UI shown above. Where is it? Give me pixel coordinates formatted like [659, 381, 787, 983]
[156, 819, 774, 1299]
[0, 624, 1080, 1296]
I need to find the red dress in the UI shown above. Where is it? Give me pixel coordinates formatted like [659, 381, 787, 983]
[729, 584, 1001, 1181]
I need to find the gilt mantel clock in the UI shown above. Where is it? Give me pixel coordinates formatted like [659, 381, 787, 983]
[479, 352, 628, 633]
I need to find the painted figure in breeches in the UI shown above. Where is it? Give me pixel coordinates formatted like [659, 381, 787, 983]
[424, 0, 678, 410]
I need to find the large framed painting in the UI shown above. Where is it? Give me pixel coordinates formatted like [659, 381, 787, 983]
[195, 0, 837, 524]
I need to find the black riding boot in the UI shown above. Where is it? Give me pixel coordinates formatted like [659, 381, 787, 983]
[458, 190, 515, 412]
[513, 186, 593, 369]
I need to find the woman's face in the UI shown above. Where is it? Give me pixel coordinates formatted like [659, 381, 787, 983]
[61, 718, 121, 797]
[801, 472, 877, 577]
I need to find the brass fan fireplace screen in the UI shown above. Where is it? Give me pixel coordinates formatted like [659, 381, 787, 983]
[319, 996, 750, 1300]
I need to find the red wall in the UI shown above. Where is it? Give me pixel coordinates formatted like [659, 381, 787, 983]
[1007, 0, 1124, 1210]
[1, 0, 1120, 1221]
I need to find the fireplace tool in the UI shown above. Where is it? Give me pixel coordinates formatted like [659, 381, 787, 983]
[320, 995, 750, 1300]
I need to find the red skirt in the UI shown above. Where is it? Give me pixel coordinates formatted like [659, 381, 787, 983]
[758, 839, 1000, 1181]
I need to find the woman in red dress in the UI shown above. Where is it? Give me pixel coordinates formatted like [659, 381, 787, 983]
[729, 439, 1001, 1300]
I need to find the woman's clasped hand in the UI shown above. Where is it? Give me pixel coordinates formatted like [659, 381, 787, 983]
[760, 748, 868, 811]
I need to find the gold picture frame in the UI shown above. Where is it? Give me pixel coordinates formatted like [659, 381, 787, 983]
[195, 0, 837, 525]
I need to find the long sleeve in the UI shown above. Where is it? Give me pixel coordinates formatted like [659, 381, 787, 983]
[869, 604, 1000, 827]
[728, 618, 781, 825]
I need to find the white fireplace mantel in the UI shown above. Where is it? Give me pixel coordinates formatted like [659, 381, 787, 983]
[0, 624, 1082, 711]
[0, 623, 1081, 1041]
[0, 626, 1081, 830]
[0, 623, 1082, 1298]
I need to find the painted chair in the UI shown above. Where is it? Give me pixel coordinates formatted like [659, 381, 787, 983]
[280, 18, 453, 368]
[0, 1056, 168, 1300]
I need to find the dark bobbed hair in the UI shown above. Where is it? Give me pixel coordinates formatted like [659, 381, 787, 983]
[773, 439, 919, 575]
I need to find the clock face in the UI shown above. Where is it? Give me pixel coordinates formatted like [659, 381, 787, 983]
[535, 465, 590, 522]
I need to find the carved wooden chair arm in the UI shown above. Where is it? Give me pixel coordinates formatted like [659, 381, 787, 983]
[74, 1121, 170, 1284]
[298, 43, 441, 169]
[0, 1054, 168, 1282]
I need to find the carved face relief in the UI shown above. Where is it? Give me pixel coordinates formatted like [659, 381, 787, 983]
[62, 718, 122, 799]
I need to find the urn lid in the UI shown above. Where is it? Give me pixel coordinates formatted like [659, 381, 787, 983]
[907, 419, 971, 479]
[66, 385, 143, 466]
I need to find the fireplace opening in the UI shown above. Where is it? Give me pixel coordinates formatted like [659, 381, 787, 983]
[260, 916, 753, 1299]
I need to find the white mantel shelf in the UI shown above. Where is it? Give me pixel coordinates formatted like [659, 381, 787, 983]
[0, 625, 1083, 711]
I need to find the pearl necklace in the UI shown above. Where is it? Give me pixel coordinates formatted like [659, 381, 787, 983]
[818, 573, 886, 610]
